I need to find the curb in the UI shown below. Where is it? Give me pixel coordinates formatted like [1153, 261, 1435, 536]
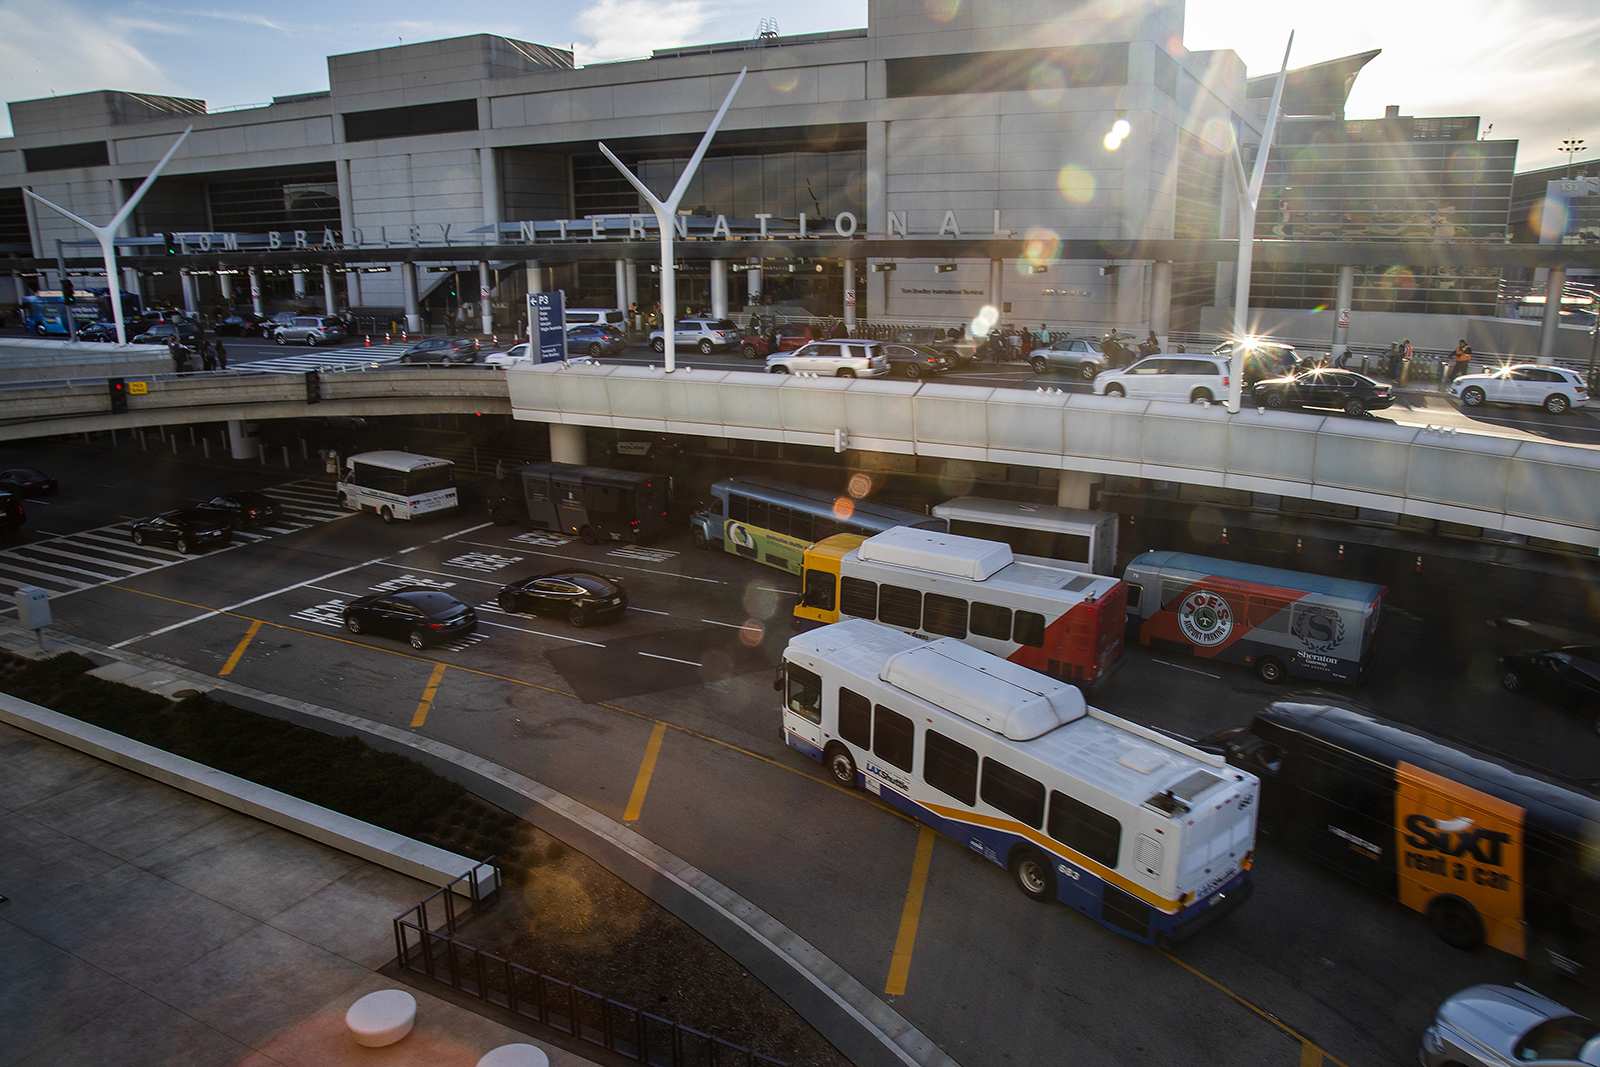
[0, 625, 960, 1067]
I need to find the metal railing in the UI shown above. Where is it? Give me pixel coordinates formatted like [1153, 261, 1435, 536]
[392, 862, 785, 1067]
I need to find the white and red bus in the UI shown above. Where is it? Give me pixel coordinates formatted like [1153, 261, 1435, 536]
[796, 526, 1126, 687]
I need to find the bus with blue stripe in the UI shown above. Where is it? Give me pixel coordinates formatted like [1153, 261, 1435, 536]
[780, 618, 1259, 944]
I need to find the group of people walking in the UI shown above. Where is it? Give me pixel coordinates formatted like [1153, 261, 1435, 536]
[166, 333, 228, 374]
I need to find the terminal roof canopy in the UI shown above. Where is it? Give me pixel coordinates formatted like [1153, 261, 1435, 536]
[1247, 48, 1381, 119]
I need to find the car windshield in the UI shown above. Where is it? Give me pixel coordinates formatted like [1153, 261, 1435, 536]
[1514, 1017, 1600, 1061]
[399, 591, 461, 614]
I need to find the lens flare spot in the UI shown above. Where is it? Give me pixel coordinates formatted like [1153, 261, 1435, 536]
[1026, 62, 1065, 106]
[742, 582, 779, 619]
[1200, 117, 1232, 154]
[766, 71, 800, 94]
[924, 0, 960, 21]
[847, 471, 873, 499]
[1532, 196, 1568, 236]
[833, 496, 856, 521]
[1111, 119, 1132, 139]
[1057, 165, 1096, 205]
[971, 304, 1000, 338]
[738, 620, 765, 648]
[1020, 226, 1060, 269]
[1102, 119, 1132, 153]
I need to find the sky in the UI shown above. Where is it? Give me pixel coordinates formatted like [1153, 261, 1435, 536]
[0, 0, 1593, 171]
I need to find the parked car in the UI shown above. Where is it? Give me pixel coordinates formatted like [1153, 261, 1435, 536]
[880, 343, 952, 379]
[495, 570, 628, 627]
[1029, 338, 1107, 380]
[1212, 339, 1306, 385]
[566, 323, 626, 357]
[649, 317, 739, 355]
[483, 343, 533, 367]
[1450, 364, 1589, 416]
[735, 330, 771, 359]
[774, 322, 826, 352]
[0, 467, 58, 497]
[129, 507, 232, 554]
[274, 315, 346, 346]
[1420, 983, 1599, 1067]
[1093, 354, 1230, 403]
[131, 321, 200, 345]
[75, 321, 120, 343]
[1501, 645, 1600, 729]
[399, 336, 482, 364]
[0, 489, 24, 541]
[343, 590, 477, 649]
[1252, 368, 1394, 416]
[195, 490, 282, 530]
[564, 308, 627, 329]
[766, 339, 890, 378]
[216, 312, 269, 336]
[260, 311, 298, 339]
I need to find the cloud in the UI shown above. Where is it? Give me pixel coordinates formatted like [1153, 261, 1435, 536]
[0, 2, 172, 126]
[128, 3, 291, 33]
[574, 0, 711, 64]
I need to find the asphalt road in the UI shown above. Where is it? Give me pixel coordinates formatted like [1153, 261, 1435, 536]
[2, 436, 1594, 1067]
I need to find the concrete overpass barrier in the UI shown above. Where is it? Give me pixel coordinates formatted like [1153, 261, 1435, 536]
[507, 363, 1600, 549]
[0, 338, 171, 383]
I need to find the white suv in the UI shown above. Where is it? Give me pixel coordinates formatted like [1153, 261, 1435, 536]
[649, 317, 738, 355]
[767, 339, 889, 378]
[1094, 355, 1231, 403]
[1449, 364, 1589, 415]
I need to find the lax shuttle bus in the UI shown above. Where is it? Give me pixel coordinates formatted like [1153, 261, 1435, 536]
[797, 526, 1126, 687]
[781, 619, 1258, 944]
[932, 496, 1118, 575]
[337, 451, 458, 523]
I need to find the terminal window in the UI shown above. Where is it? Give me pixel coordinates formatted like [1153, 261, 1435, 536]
[343, 99, 479, 142]
[887, 44, 1128, 98]
[23, 141, 110, 171]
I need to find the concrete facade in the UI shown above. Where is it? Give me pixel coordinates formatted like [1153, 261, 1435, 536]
[0, 0, 1249, 331]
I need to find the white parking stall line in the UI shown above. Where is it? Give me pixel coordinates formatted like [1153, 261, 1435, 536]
[757, 586, 799, 596]
[1151, 658, 1223, 680]
[257, 525, 305, 535]
[628, 606, 670, 616]
[369, 561, 505, 586]
[698, 618, 751, 630]
[451, 540, 724, 585]
[304, 584, 364, 598]
[475, 617, 607, 647]
[0, 552, 124, 583]
[230, 530, 270, 543]
[10, 544, 145, 572]
[72, 532, 188, 559]
[40, 540, 170, 568]
[638, 651, 701, 667]
[443, 522, 495, 541]
[0, 562, 87, 591]
[262, 488, 341, 507]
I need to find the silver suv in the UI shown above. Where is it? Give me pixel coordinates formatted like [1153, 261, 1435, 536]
[767, 339, 889, 378]
[274, 315, 346, 346]
[649, 317, 738, 355]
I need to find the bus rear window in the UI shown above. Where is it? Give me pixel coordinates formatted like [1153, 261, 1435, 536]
[802, 568, 835, 611]
[405, 465, 455, 494]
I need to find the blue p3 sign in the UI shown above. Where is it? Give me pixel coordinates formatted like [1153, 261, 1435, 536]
[528, 290, 566, 363]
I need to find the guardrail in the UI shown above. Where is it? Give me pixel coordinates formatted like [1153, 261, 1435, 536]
[393, 862, 785, 1067]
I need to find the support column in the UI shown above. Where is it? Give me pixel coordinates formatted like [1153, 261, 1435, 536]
[336, 157, 361, 308]
[525, 260, 542, 294]
[1539, 265, 1566, 362]
[1114, 263, 1146, 333]
[322, 265, 337, 316]
[1330, 265, 1355, 364]
[988, 258, 1003, 313]
[248, 267, 264, 316]
[227, 419, 259, 461]
[478, 260, 494, 335]
[1150, 260, 1172, 349]
[292, 271, 307, 299]
[347, 270, 363, 309]
[549, 424, 586, 465]
[842, 260, 857, 331]
[624, 261, 639, 323]
[746, 262, 762, 305]
[218, 271, 234, 306]
[1056, 471, 1102, 510]
[614, 259, 628, 313]
[122, 268, 141, 299]
[865, 119, 889, 318]
[180, 271, 198, 314]
[709, 259, 729, 320]
[401, 261, 421, 334]
[14, 273, 27, 305]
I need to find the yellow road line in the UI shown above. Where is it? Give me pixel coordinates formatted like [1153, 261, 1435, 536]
[410, 662, 447, 728]
[884, 826, 936, 996]
[217, 619, 262, 678]
[1299, 1041, 1324, 1067]
[1162, 951, 1347, 1067]
[623, 722, 668, 822]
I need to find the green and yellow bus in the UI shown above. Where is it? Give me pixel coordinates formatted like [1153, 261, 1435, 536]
[688, 477, 943, 575]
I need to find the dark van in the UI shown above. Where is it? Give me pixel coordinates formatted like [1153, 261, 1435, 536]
[519, 462, 668, 544]
[1205, 702, 1600, 988]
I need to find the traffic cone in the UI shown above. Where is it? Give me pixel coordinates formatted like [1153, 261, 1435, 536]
[384, 332, 391, 344]
[364, 335, 371, 347]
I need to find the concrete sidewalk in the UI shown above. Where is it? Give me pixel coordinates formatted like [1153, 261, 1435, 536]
[0, 721, 595, 1067]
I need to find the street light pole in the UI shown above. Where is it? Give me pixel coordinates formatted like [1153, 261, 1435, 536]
[598, 69, 746, 373]
[1223, 33, 1294, 413]
[24, 126, 193, 346]
[1559, 138, 1587, 178]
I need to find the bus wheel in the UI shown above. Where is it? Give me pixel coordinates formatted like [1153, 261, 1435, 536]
[1010, 848, 1055, 902]
[1427, 895, 1484, 951]
[692, 527, 712, 550]
[579, 526, 598, 545]
[1255, 656, 1285, 684]
[824, 743, 857, 787]
[379, 506, 394, 524]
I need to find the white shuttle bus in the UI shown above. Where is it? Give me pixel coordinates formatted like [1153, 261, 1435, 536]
[932, 496, 1118, 575]
[337, 451, 458, 523]
[780, 618, 1259, 944]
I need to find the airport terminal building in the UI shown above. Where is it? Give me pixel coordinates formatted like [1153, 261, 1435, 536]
[0, 0, 1255, 333]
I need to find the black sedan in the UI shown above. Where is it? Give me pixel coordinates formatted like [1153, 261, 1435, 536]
[129, 508, 233, 554]
[131, 321, 200, 346]
[496, 571, 627, 627]
[196, 490, 282, 529]
[76, 321, 120, 342]
[881, 343, 953, 380]
[0, 467, 58, 497]
[399, 337, 482, 364]
[1253, 369, 1394, 416]
[343, 590, 477, 649]
[1501, 645, 1600, 727]
[215, 312, 270, 336]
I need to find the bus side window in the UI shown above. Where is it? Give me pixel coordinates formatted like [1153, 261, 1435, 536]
[785, 664, 822, 723]
[872, 705, 915, 772]
[791, 510, 815, 542]
[1047, 790, 1122, 868]
[801, 568, 836, 611]
[1123, 584, 1143, 611]
[924, 730, 978, 805]
[923, 593, 968, 638]
[970, 602, 1012, 640]
[1013, 611, 1046, 647]
[729, 495, 748, 523]
[840, 577, 878, 620]
[980, 758, 1046, 829]
[878, 584, 923, 629]
[746, 499, 769, 530]
[838, 688, 871, 749]
[768, 505, 790, 537]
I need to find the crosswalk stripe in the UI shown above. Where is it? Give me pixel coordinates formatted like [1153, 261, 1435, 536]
[73, 531, 188, 559]
[0, 552, 119, 582]
[0, 562, 87, 591]
[10, 544, 145, 572]
[262, 488, 340, 506]
[53, 537, 179, 566]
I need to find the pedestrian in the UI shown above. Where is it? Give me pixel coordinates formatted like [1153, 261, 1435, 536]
[214, 337, 228, 370]
[167, 337, 190, 374]
[1400, 337, 1414, 385]
[1449, 339, 1471, 384]
[199, 338, 216, 372]
[1139, 329, 1159, 357]
[1385, 341, 1400, 378]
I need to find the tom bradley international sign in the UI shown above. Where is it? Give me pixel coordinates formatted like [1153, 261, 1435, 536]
[156, 208, 1014, 254]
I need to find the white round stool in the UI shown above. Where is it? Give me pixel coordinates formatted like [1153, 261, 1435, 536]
[344, 988, 417, 1047]
[475, 1043, 550, 1067]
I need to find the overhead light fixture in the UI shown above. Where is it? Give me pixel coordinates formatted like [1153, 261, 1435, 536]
[1029, 265, 1048, 274]
[936, 263, 958, 274]
[872, 263, 897, 273]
